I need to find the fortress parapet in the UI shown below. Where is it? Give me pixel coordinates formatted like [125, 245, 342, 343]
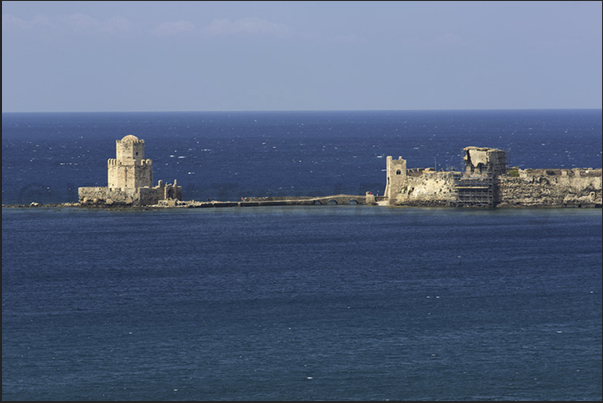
[79, 135, 182, 206]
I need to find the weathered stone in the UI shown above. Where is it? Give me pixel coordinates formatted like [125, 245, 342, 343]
[385, 148, 601, 208]
[78, 135, 182, 206]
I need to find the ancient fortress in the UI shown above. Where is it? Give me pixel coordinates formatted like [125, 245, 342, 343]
[74, 135, 600, 209]
[385, 147, 602, 208]
[78, 135, 182, 206]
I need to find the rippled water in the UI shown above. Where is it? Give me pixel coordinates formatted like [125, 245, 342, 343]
[2, 110, 601, 204]
[3, 206, 601, 400]
[2, 110, 602, 400]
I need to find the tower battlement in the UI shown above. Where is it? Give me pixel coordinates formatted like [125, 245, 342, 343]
[108, 135, 153, 189]
[107, 158, 152, 167]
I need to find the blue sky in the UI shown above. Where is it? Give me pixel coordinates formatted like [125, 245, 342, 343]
[2, 1, 602, 112]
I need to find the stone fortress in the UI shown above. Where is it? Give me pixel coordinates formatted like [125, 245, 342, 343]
[73, 135, 600, 209]
[78, 135, 182, 206]
[385, 147, 602, 208]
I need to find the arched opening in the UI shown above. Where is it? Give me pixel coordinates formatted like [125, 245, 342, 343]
[348, 199, 358, 205]
[314, 200, 322, 205]
[327, 199, 338, 205]
[396, 170, 402, 175]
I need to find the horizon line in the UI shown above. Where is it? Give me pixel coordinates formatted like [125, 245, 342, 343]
[3, 107, 602, 114]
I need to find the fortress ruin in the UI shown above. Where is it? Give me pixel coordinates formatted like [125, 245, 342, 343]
[78, 135, 182, 206]
[385, 147, 602, 208]
[70, 138, 600, 209]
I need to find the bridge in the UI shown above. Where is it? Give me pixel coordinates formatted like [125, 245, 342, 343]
[167, 194, 387, 208]
[244, 194, 383, 206]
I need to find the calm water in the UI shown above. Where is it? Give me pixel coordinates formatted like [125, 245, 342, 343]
[2, 110, 602, 400]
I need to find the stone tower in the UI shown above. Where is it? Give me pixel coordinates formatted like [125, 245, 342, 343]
[384, 156, 407, 201]
[108, 135, 153, 189]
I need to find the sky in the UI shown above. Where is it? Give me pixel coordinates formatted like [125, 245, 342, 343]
[2, 1, 602, 112]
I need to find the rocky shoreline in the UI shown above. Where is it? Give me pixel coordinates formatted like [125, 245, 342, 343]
[3, 197, 601, 210]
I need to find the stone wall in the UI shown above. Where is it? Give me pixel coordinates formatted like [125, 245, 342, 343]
[497, 168, 602, 207]
[79, 182, 182, 206]
[79, 187, 138, 206]
[385, 156, 407, 201]
[108, 135, 153, 189]
[463, 147, 506, 175]
[385, 148, 601, 208]
[78, 135, 182, 207]
[107, 158, 153, 189]
[395, 171, 457, 206]
[388, 168, 601, 208]
[116, 136, 145, 162]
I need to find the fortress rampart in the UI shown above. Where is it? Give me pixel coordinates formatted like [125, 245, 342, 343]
[78, 180, 182, 206]
[14, 139, 599, 210]
[385, 147, 602, 208]
[496, 168, 601, 207]
[395, 170, 457, 207]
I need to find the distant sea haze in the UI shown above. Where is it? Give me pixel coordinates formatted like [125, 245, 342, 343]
[2, 109, 602, 400]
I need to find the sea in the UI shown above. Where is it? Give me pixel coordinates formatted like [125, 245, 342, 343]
[2, 109, 602, 401]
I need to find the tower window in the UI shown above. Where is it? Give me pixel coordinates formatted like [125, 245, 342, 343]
[396, 170, 401, 175]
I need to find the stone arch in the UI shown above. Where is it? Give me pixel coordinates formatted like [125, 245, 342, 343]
[348, 199, 359, 205]
[327, 199, 338, 205]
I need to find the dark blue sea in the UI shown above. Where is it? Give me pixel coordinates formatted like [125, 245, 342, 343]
[2, 110, 602, 400]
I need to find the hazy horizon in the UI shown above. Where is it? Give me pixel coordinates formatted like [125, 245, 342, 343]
[3, 1, 602, 113]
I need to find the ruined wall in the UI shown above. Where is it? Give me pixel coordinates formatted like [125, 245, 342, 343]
[137, 187, 167, 206]
[79, 182, 182, 206]
[79, 186, 161, 206]
[156, 180, 183, 202]
[395, 171, 457, 207]
[385, 148, 601, 208]
[497, 168, 602, 207]
[463, 147, 506, 175]
[78, 187, 138, 205]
